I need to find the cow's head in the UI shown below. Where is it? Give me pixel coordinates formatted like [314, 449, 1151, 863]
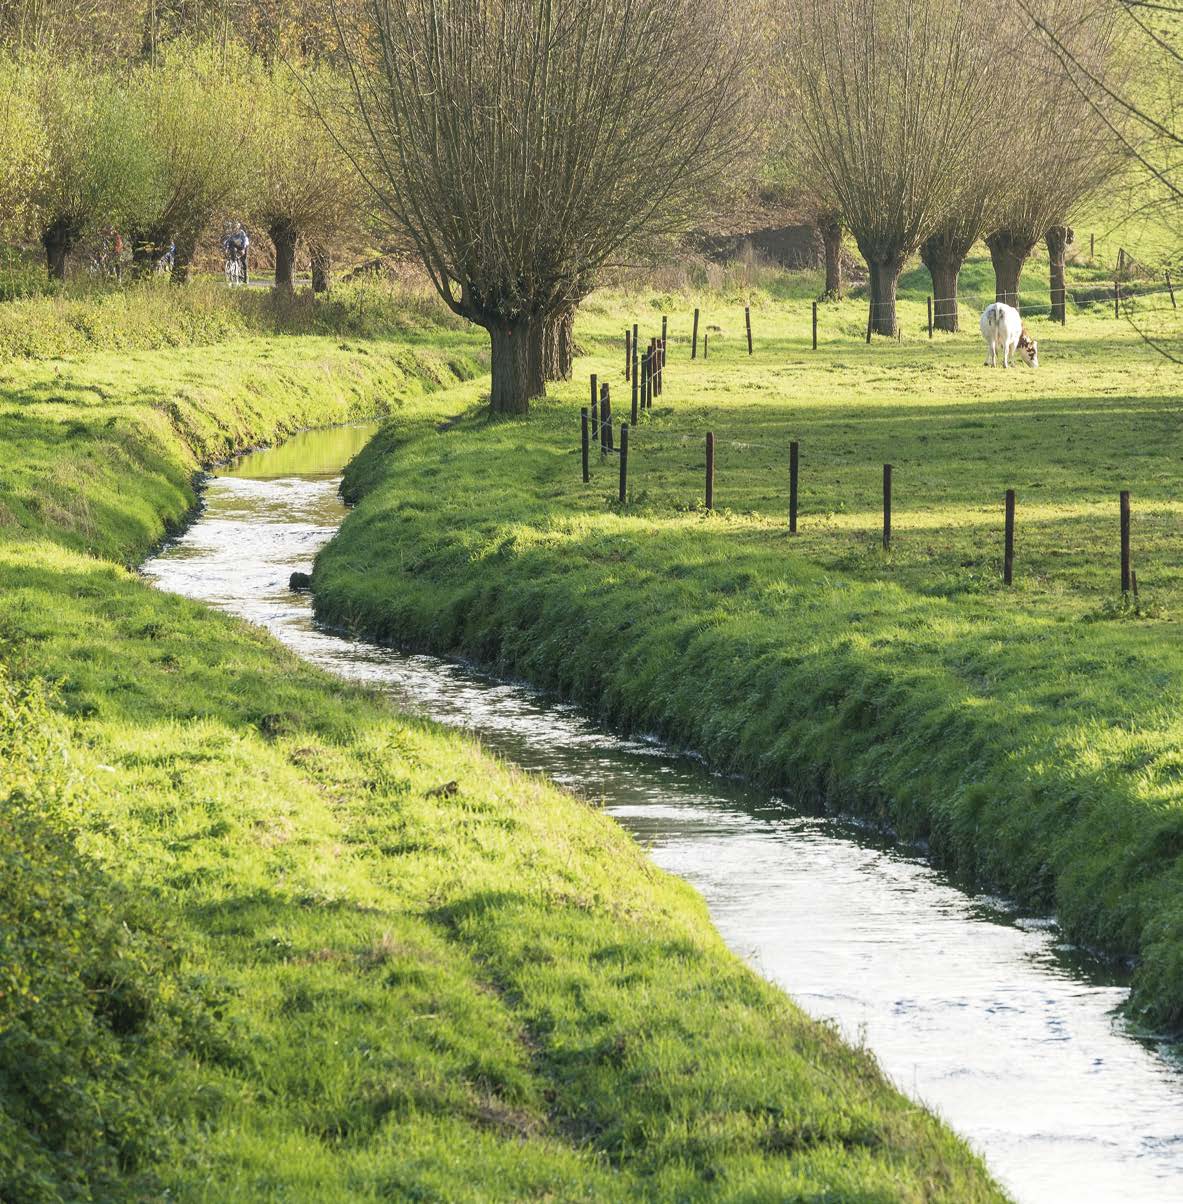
[1018, 327, 1039, 368]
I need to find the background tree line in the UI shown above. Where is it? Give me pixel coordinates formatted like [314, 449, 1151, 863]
[1, 0, 1174, 408]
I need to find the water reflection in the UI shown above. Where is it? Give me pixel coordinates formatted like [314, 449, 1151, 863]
[143, 425, 1183, 1204]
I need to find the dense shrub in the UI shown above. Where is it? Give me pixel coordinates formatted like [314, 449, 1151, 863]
[0, 670, 198, 1202]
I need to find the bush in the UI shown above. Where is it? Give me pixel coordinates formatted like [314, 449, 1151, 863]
[0, 669, 200, 1202]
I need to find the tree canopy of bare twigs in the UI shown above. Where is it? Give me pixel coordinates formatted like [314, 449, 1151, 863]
[984, 0, 1124, 311]
[334, 0, 750, 413]
[786, 0, 1000, 336]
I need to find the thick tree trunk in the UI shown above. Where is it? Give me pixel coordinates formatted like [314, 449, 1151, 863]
[41, 219, 73, 281]
[129, 230, 158, 278]
[171, 229, 198, 286]
[542, 308, 575, 381]
[489, 319, 546, 414]
[920, 237, 965, 332]
[1045, 225, 1073, 323]
[868, 258, 902, 336]
[985, 230, 1033, 308]
[310, 244, 331, 293]
[270, 220, 298, 294]
[818, 216, 843, 299]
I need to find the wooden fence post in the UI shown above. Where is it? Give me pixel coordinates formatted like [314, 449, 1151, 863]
[581, 407, 590, 483]
[590, 392, 598, 449]
[705, 432, 715, 510]
[661, 315, 667, 359]
[703, 332, 708, 359]
[882, 464, 892, 550]
[625, 328, 631, 381]
[812, 301, 818, 350]
[639, 352, 649, 414]
[866, 302, 873, 344]
[692, 307, 700, 358]
[1090, 232, 1095, 259]
[590, 373, 597, 414]
[1114, 279, 1120, 319]
[1121, 490, 1131, 594]
[1004, 489, 1015, 585]
[789, 441, 799, 534]
[619, 424, 629, 505]
[601, 383, 613, 452]
[745, 306, 753, 355]
[1167, 271, 1177, 309]
[927, 296, 933, 339]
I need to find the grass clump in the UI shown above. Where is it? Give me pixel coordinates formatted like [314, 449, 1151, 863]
[312, 249, 1183, 1031]
[0, 295, 1004, 1198]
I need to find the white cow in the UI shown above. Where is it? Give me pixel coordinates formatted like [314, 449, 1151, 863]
[980, 302, 1038, 368]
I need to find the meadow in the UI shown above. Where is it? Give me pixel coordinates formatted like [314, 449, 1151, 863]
[0, 281, 1004, 1200]
[312, 247, 1183, 1030]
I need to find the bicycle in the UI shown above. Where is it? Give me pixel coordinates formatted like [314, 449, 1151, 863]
[224, 249, 245, 286]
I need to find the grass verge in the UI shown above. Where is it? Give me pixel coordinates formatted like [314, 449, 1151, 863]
[0, 296, 1003, 1199]
[312, 251, 1183, 1031]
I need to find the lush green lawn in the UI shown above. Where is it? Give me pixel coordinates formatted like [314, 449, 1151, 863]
[0, 292, 1003, 1200]
[313, 249, 1183, 1031]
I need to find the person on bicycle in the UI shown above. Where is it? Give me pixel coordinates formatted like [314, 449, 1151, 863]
[222, 222, 250, 283]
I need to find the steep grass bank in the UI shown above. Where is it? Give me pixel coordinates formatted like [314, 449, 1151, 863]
[312, 260, 1183, 1030]
[0, 319, 1004, 1198]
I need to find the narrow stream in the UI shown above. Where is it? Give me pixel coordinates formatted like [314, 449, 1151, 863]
[143, 423, 1183, 1203]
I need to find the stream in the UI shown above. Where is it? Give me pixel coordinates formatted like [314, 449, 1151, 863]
[142, 422, 1183, 1203]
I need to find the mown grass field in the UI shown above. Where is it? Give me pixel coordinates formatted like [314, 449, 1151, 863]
[0, 284, 1005, 1200]
[313, 247, 1183, 1032]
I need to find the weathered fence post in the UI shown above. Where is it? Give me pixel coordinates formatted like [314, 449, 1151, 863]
[705, 432, 715, 510]
[631, 362, 639, 423]
[1114, 279, 1120, 319]
[1167, 271, 1177, 309]
[812, 301, 818, 350]
[1004, 489, 1015, 585]
[927, 296, 933, 339]
[882, 464, 892, 550]
[625, 328, 631, 381]
[789, 440, 799, 534]
[1090, 232, 1095, 259]
[590, 373, 598, 414]
[639, 352, 649, 414]
[618, 424, 629, 504]
[703, 332, 708, 359]
[581, 407, 590, 483]
[866, 302, 873, 344]
[692, 307, 700, 358]
[745, 305, 753, 355]
[1121, 490, 1131, 594]
[590, 392, 598, 451]
[661, 315, 668, 358]
[601, 383, 613, 452]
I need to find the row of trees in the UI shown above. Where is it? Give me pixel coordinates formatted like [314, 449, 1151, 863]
[0, 42, 365, 290]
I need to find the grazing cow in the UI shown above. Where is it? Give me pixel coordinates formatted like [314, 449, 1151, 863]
[980, 302, 1038, 368]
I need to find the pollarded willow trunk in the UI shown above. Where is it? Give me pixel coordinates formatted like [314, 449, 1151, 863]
[868, 258, 902, 336]
[270, 220, 299, 294]
[1045, 225, 1073, 323]
[310, 244, 331, 294]
[170, 229, 198, 286]
[488, 319, 546, 414]
[985, 230, 1035, 309]
[41, 219, 74, 281]
[920, 235, 969, 332]
[818, 217, 843, 299]
[542, 308, 575, 381]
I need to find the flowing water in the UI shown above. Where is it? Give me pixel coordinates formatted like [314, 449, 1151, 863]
[143, 422, 1183, 1203]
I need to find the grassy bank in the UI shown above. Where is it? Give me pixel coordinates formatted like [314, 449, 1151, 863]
[312, 250, 1183, 1031]
[0, 293, 1004, 1199]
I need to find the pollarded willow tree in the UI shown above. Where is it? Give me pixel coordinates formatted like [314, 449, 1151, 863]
[335, 0, 748, 413]
[984, 2, 1123, 314]
[786, 0, 1000, 336]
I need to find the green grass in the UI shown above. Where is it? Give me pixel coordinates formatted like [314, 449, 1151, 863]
[0, 288, 1004, 1199]
[312, 247, 1183, 1032]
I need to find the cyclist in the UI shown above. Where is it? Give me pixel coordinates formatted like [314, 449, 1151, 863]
[222, 221, 250, 284]
[155, 237, 176, 275]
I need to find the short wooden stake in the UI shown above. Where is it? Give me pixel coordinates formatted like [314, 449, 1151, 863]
[618, 424, 629, 504]
[1090, 232, 1095, 259]
[927, 296, 933, 339]
[1114, 279, 1120, 319]
[1132, 569, 1139, 601]
[705, 432, 715, 510]
[812, 301, 818, 350]
[625, 329, 631, 381]
[1167, 271, 1176, 309]
[590, 393, 598, 449]
[703, 332, 708, 359]
[600, 383, 613, 452]
[789, 441, 799, 534]
[581, 407, 590, 483]
[692, 307, 700, 359]
[1004, 489, 1015, 585]
[590, 373, 598, 413]
[745, 305, 753, 355]
[1120, 490, 1131, 593]
[882, 464, 892, 550]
